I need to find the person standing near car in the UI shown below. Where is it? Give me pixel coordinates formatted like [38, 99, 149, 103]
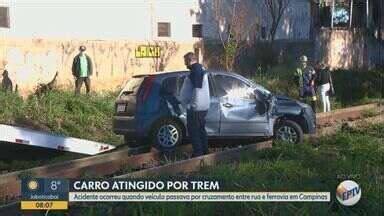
[1, 70, 13, 92]
[296, 55, 317, 112]
[72, 45, 93, 95]
[294, 56, 305, 96]
[316, 62, 331, 112]
[180, 52, 210, 157]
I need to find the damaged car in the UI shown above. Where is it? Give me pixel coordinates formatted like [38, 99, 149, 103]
[113, 71, 316, 149]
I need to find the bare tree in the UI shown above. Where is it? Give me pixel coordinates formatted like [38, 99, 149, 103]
[212, 0, 258, 70]
[149, 41, 179, 72]
[264, 0, 291, 42]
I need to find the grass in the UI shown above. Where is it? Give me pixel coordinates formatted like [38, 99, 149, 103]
[0, 67, 382, 213]
[0, 89, 122, 144]
[72, 123, 384, 216]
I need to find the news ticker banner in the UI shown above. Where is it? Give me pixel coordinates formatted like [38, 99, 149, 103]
[21, 179, 330, 210]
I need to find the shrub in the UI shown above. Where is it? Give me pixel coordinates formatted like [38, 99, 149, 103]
[332, 69, 384, 105]
[247, 66, 384, 107]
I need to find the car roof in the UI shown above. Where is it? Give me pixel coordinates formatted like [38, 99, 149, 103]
[132, 71, 188, 78]
[131, 70, 271, 94]
[132, 70, 240, 78]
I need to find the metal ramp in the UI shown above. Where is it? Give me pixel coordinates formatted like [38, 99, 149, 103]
[0, 124, 116, 155]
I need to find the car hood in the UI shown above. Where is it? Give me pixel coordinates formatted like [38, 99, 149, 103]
[273, 95, 299, 106]
[272, 95, 308, 115]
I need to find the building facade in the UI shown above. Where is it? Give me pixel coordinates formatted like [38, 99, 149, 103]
[199, 0, 311, 41]
[312, 0, 384, 69]
[1, 0, 382, 95]
[0, 0, 203, 95]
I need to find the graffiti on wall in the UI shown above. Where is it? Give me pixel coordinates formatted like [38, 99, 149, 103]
[135, 45, 162, 58]
[61, 41, 144, 78]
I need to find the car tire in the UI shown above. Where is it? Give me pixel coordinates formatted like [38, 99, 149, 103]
[150, 118, 183, 150]
[274, 120, 304, 144]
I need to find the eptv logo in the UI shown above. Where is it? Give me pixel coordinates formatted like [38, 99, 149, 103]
[336, 180, 361, 206]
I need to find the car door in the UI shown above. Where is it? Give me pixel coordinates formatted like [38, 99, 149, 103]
[205, 73, 220, 135]
[213, 74, 269, 136]
[176, 73, 220, 135]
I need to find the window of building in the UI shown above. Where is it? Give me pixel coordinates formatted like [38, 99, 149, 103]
[316, 0, 372, 28]
[0, 7, 10, 28]
[192, 24, 203, 38]
[318, 2, 332, 27]
[318, 0, 350, 28]
[157, 22, 171, 37]
[333, 3, 349, 27]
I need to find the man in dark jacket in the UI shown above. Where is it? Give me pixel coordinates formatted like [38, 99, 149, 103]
[72, 45, 93, 95]
[296, 55, 317, 112]
[180, 52, 210, 157]
[1, 70, 13, 92]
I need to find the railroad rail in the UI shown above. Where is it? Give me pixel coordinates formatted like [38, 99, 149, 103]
[0, 103, 381, 204]
[116, 113, 383, 178]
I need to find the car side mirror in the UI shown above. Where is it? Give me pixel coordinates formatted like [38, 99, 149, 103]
[254, 89, 266, 101]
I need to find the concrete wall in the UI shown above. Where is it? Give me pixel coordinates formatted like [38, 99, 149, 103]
[0, 0, 202, 95]
[314, 28, 384, 69]
[315, 29, 366, 69]
[0, 38, 197, 96]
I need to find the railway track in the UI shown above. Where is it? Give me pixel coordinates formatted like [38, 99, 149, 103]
[116, 112, 384, 178]
[0, 103, 382, 204]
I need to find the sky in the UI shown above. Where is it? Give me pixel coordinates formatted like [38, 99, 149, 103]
[1, 0, 197, 40]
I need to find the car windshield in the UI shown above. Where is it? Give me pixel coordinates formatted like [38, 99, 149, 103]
[119, 77, 144, 98]
[254, 83, 271, 96]
[240, 76, 272, 96]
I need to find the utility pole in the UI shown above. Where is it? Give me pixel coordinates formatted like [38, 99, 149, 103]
[366, 0, 369, 28]
[380, 0, 383, 39]
[331, 0, 335, 28]
[149, 0, 154, 40]
[349, 0, 353, 28]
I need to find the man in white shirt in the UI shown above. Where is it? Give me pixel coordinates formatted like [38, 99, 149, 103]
[180, 52, 210, 157]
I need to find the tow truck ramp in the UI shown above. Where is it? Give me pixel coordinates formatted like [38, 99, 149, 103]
[0, 124, 115, 155]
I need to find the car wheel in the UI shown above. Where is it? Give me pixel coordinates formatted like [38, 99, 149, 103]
[274, 120, 304, 144]
[151, 118, 183, 149]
